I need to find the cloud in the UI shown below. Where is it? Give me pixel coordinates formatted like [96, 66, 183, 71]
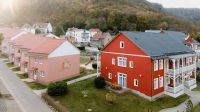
[147, 0, 200, 8]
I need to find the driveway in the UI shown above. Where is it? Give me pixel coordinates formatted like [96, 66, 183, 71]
[0, 61, 52, 112]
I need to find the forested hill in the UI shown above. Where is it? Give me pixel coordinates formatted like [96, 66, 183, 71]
[165, 8, 200, 23]
[0, 0, 199, 36]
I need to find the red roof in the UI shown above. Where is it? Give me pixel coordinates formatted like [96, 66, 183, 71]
[29, 38, 65, 54]
[92, 32, 111, 39]
[0, 28, 22, 40]
[185, 36, 193, 43]
[89, 28, 101, 32]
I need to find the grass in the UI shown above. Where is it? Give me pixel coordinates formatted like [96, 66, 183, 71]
[52, 78, 189, 112]
[193, 103, 200, 112]
[12, 67, 20, 71]
[193, 82, 200, 91]
[6, 62, 15, 68]
[24, 81, 47, 90]
[80, 56, 90, 64]
[0, 53, 8, 59]
[16, 73, 28, 79]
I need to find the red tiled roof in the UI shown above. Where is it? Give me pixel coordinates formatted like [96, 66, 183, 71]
[185, 36, 193, 43]
[89, 28, 101, 32]
[92, 32, 111, 39]
[29, 38, 65, 54]
[0, 28, 22, 40]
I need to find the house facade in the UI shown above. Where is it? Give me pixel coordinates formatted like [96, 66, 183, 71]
[90, 32, 113, 47]
[66, 27, 91, 43]
[33, 23, 53, 33]
[101, 31, 197, 101]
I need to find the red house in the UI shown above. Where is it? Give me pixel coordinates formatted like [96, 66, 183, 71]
[101, 31, 197, 101]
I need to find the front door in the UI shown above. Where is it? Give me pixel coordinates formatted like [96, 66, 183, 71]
[118, 73, 127, 88]
[33, 71, 37, 80]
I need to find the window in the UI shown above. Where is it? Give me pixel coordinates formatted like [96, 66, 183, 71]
[159, 76, 163, 88]
[134, 79, 138, 86]
[154, 60, 158, 71]
[118, 57, 127, 67]
[35, 57, 43, 64]
[120, 41, 124, 48]
[108, 73, 112, 79]
[112, 58, 115, 65]
[129, 61, 134, 68]
[40, 71, 44, 77]
[159, 59, 163, 70]
[154, 78, 158, 90]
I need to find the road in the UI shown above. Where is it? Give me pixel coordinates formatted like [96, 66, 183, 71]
[0, 61, 52, 112]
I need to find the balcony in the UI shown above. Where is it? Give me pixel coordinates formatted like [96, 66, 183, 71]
[166, 84, 184, 94]
[184, 79, 197, 89]
[166, 64, 196, 75]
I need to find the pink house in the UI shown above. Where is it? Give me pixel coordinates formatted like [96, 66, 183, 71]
[27, 38, 80, 84]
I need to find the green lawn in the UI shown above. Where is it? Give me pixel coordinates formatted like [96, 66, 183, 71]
[193, 82, 200, 91]
[12, 67, 20, 71]
[52, 78, 189, 112]
[24, 81, 47, 90]
[80, 56, 90, 64]
[6, 62, 15, 68]
[194, 103, 200, 112]
[16, 73, 28, 79]
[0, 53, 8, 59]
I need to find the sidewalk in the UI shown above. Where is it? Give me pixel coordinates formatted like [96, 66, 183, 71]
[0, 61, 52, 112]
[160, 89, 200, 112]
[67, 73, 97, 85]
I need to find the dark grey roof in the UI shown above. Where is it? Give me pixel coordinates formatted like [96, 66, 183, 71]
[122, 31, 195, 59]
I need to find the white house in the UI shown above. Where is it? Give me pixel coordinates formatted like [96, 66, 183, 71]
[21, 24, 35, 34]
[66, 27, 90, 43]
[33, 22, 53, 33]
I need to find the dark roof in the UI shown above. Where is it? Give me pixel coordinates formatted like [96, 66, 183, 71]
[122, 31, 195, 59]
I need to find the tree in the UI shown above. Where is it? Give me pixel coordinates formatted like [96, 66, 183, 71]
[54, 25, 65, 37]
[157, 22, 169, 30]
[35, 29, 41, 34]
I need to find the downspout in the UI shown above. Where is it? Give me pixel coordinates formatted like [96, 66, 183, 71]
[151, 59, 153, 101]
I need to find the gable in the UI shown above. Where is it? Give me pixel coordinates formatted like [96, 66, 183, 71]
[48, 41, 80, 58]
[102, 33, 148, 56]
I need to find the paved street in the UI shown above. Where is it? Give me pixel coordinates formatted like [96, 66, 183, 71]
[0, 61, 52, 112]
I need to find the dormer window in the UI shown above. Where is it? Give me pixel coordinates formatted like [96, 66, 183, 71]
[120, 41, 124, 48]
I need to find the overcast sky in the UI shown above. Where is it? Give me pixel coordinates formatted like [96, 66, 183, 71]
[147, 0, 200, 8]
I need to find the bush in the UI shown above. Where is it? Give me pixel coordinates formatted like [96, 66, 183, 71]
[77, 46, 85, 51]
[47, 81, 68, 96]
[197, 72, 200, 82]
[92, 63, 97, 69]
[94, 76, 106, 89]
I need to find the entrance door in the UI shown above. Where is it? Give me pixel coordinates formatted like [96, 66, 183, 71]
[118, 73, 127, 88]
[33, 71, 37, 80]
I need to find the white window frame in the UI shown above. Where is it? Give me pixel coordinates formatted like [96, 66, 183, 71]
[129, 61, 134, 68]
[40, 71, 44, 77]
[159, 59, 163, 70]
[112, 58, 115, 65]
[134, 79, 138, 86]
[118, 57, 127, 67]
[154, 78, 158, 90]
[159, 76, 163, 88]
[154, 60, 158, 71]
[120, 41, 124, 48]
[38, 58, 43, 64]
[108, 73, 112, 79]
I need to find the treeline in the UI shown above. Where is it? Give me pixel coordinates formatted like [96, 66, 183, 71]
[2, 0, 200, 37]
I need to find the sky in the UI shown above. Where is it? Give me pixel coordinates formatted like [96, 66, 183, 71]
[147, 0, 200, 8]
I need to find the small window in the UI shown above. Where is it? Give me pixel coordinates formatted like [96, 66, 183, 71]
[120, 41, 124, 48]
[154, 60, 158, 71]
[134, 79, 138, 86]
[159, 76, 163, 88]
[40, 71, 44, 77]
[129, 61, 134, 68]
[112, 58, 115, 65]
[159, 59, 163, 70]
[108, 73, 112, 79]
[154, 78, 158, 90]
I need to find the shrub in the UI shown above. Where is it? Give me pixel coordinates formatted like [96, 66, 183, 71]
[77, 46, 85, 51]
[197, 72, 200, 82]
[92, 63, 97, 69]
[106, 91, 116, 104]
[186, 99, 193, 112]
[94, 76, 106, 89]
[47, 81, 68, 96]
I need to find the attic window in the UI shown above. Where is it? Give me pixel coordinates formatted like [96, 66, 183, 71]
[120, 41, 124, 48]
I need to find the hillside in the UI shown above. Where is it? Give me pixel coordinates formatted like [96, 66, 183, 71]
[0, 0, 199, 36]
[165, 8, 200, 23]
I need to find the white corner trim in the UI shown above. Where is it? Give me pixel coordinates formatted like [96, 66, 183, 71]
[101, 51, 150, 58]
[48, 41, 80, 58]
